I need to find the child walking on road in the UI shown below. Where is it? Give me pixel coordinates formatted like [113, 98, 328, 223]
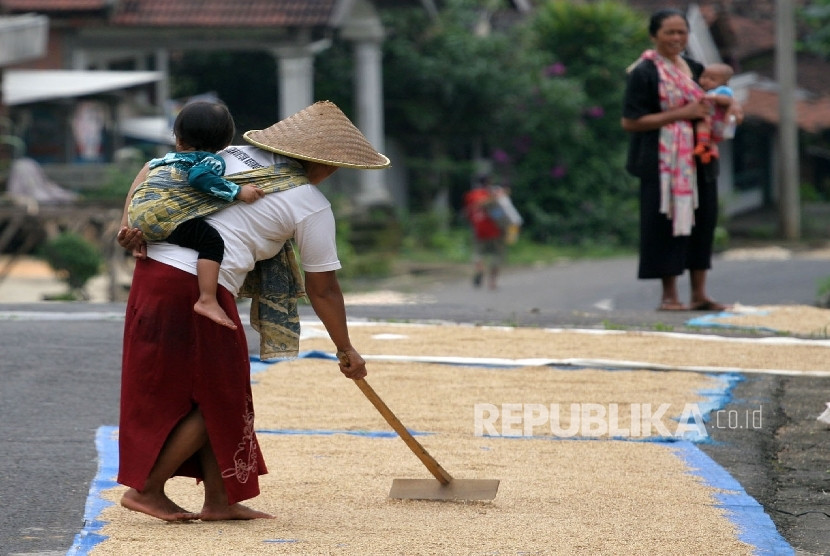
[463, 175, 522, 290]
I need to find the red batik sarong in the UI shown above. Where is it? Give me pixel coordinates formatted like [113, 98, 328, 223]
[117, 257, 267, 504]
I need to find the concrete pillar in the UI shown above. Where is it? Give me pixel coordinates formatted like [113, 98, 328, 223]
[273, 47, 315, 119]
[154, 49, 170, 109]
[340, 0, 391, 207]
[354, 40, 384, 155]
[352, 38, 390, 206]
[70, 48, 89, 70]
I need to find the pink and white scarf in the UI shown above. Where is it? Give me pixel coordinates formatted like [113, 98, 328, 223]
[639, 49, 705, 236]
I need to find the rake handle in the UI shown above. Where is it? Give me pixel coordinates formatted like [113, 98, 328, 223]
[353, 377, 453, 485]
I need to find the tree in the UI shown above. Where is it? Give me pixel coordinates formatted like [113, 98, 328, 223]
[490, 0, 648, 245]
[800, 1, 830, 59]
[376, 0, 650, 246]
[380, 0, 530, 213]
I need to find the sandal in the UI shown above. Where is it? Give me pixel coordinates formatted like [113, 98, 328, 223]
[690, 300, 730, 312]
[657, 301, 690, 312]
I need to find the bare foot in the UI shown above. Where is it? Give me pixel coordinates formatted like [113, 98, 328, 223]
[193, 299, 237, 330]
[199, 502, 275, 521]
[120, 488, 199, 522]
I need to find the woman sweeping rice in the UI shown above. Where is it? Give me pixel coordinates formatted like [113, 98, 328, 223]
[115, 101, 390, 521]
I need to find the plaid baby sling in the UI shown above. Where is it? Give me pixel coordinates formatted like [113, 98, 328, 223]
[128, 161, 310, 359]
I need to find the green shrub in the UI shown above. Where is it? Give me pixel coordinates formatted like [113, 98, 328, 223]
[39, 232, 103, 297]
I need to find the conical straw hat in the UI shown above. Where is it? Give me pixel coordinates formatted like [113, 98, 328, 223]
[243, 101, 390, 169]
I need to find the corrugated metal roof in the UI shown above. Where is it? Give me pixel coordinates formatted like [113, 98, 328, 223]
[4, 69, 162, 105]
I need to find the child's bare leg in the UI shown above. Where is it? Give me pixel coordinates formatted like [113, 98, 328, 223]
[694, 120, 713, 160]
[193, 258, 237, 329]
[488, 269, 499, 290]
[472, 258, 485, 287]
[120, 409, 207, 521]
[197, 438, 274, 520]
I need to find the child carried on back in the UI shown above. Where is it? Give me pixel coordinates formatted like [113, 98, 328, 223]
[128, 101, 265, 329]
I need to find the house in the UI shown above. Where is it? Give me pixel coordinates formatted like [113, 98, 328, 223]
[6, 0, 828, 219]
[0, 0, 438, 208]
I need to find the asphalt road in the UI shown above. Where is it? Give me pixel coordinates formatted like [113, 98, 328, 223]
[1, 249, 829, 555]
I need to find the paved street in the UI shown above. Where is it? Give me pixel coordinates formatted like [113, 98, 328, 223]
[343, 248, 830, 327]
[1, 248, 829, 554]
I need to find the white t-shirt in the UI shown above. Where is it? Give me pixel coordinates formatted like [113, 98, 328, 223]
[147, 145, 340, 296]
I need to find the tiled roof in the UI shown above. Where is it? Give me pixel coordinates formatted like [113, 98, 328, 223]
[624, 0, 807, 21]
[622, 0, 687, 17]
[0, 0, 109, 9]
[110, 0, 338, 27]
[743, 88, 830, 133]
[746, 54, 830, 97]
[725, 15, 775, 60]
[623, 0, 802, 60]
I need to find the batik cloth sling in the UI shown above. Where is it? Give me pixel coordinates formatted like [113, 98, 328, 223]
[128, 161, 309, 358]
[638, 49, 705, 236]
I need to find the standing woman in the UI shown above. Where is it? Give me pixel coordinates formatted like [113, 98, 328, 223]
[622, 8, 734, 311]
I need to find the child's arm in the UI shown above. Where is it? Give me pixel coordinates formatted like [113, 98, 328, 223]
[706, 85, 734, 109]
[187, 153, 260, 204]
[188, 160, 265, 203]
[188, 157, 241, 202]
[706, 92, 733, 108]
[189, 156, 265, 203]
[235, 184, 266, 203]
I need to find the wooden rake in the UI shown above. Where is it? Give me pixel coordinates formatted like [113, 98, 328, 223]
[352, 376, 500, 501]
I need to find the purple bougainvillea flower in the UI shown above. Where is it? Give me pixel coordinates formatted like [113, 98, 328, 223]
[492, 149, 511, 164]
[550, 165, 568, 179]
[585, 105, 605, 118]
[544, 62, 566, 77]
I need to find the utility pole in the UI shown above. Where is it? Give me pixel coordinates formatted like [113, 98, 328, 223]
[776, 0, 801, 239]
